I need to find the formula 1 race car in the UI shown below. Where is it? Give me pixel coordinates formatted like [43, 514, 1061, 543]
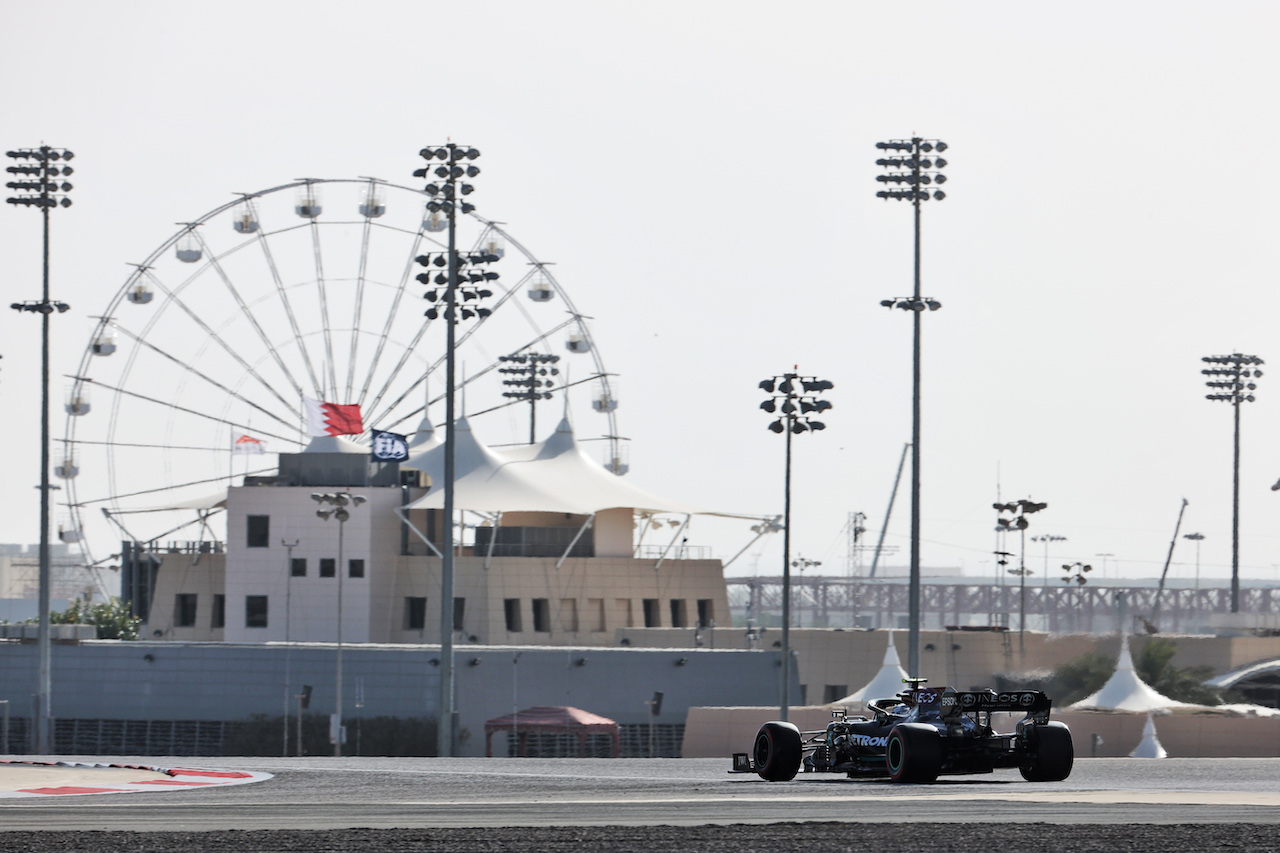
[733, 679, 1073, 784]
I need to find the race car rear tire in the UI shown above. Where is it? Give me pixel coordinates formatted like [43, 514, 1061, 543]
[886, 723, 942, 783]
[754, 721, 802, 782]
[1019, 721, 1074, 782]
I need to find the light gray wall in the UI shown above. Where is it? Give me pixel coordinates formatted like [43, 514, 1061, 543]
[0, 640, 795, 756]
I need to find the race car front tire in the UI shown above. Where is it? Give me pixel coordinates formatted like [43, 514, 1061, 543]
[754, 721, 803, 782]
[886, 723, 942, 783]
[1019, 721, 1074, 782]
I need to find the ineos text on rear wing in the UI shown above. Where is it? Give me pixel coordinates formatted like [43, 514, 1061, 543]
[944, 690, 1051, 723]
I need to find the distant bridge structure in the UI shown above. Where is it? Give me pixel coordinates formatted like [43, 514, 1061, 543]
[726, 576, 1280, 635]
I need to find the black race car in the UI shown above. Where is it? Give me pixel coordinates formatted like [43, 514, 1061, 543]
[733, 678, 1073, 783]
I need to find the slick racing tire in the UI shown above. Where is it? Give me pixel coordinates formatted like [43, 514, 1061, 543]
[886, 723, 943, 783]
[754, 721, 803, 782]
[1020, 721, 1074, 782]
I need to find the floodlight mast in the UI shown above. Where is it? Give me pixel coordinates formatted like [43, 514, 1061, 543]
[876, 136, 947, 678]
[6, 144, 74, 755]
[413, 144, 492, 756]
[759, 372, 833, 721]
[1202, 353, 1263, 612]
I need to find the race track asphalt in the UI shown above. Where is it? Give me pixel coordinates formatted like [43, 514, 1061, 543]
[3, 757, 1279, 851]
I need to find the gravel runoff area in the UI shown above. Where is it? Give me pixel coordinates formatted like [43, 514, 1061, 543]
[3, 824, 1280, 852]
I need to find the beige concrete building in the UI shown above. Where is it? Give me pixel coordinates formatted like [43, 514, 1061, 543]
[139, 419, 731, 647]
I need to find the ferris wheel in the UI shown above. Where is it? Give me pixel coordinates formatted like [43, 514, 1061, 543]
[59, 177, 623, 576]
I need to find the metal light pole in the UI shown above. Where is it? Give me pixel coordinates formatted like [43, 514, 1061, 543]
[282, 537, 300, 757]
[876, 136, 947, 677]
[1031, 534, 1067, 586]
[791, 557, 821, 628]
[996, 499, 1047, 655]
[1060, 561, 1092, 632]
[312, 492, 365, 756]
[759, 372, 833, 721]
[498, 352, 559, 443]
[6, 145, 74, 755]
[414, 144, 495, 756]
[1202, 353, 1262, 613]
[1183, 533, 1204, 590]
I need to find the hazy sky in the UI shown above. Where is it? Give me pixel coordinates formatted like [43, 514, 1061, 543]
[3, 1, 1280, 588]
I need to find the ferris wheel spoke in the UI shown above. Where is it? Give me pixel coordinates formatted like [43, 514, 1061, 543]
[344, 214, 376, 401]
[368, 315, 576, 430]
[70, 374, 302, 447]
[192, 228, 308, 405]
[125, 271, 305, 421]
[308, 218, 339, 400]
[253, 221, 326, 400]
[106, 322, 298, 431]
[77, 465, 274, 508]
[356, 223, 430, 408]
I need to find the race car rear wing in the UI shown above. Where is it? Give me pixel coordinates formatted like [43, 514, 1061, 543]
[943, 690, 1051, 723]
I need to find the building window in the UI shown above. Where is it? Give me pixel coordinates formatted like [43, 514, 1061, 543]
[453, 597, 466, 631]
[642, 599, 660, 628]
[670, 599, 688, 629]
[588, 598, 605, 633]
[319, 558, 335, 578]
[405, 597, 426, 630]
[212, 594, 225, 629]
[560, 598, 578, 633]
[697, 599, 714, 629]
[246, 595, 268, 628]
[616, 598, 634, 628]
[532, 598, 551, 633]
[504, 599, 523, 632]
[290, 558, 307, 577]
[246, 515, 270, 548]
[348, 558, 365, 579]
[174, 594, 197, 628]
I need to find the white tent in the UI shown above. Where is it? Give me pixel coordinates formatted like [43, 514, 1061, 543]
[835, 632, 910, 707]
[1070, 634, 1195, 712]
[1129, 712, 1168, 758]
[402, 416, 703, 515]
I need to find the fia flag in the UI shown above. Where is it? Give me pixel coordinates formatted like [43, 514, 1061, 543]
[371, 429, 409, 461]
[232, 433, 266, 455]
[305, 397, 364, 437]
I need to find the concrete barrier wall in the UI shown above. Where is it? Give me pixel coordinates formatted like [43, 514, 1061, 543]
[685, 705, 1280, 760]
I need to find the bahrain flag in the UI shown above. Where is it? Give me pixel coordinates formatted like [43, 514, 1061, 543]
[304, 397, 365, 437]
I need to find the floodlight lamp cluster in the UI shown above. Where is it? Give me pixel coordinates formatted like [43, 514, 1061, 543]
[1202, 353, 1263, 404]
[759, 374, 834, 434]
[6, 148, 75, 209]
[10, 301, 69, 315]
[881, 298, 942, 312]
[415, 145, 481, 215]
[1061, 562, 1092, 586]
[414, 249, 499, 321]
[499, 352, 560, 402]
[412, 144, 500, 322]
[312, 491, 366, 522]
[875, 138, 948, 202]
[993, 499, 1047, 534]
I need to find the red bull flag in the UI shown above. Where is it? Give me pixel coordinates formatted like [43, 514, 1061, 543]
[232, 433, 267, 455]
[304, 397, 365, 437]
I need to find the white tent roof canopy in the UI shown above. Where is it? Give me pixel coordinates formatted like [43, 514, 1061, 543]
[835, 632, 910, 706]
[1070, 634, 1194, 713]
[402, 416, 706, 516]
